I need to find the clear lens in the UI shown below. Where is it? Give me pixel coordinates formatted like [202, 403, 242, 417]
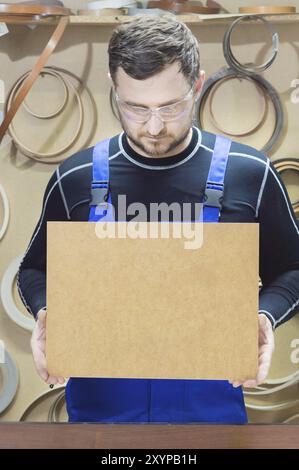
[159, 102, 187, 120]
[115, 86, 194, 123]
[119, 102, 188, 123]
[120, 103, 151, 121]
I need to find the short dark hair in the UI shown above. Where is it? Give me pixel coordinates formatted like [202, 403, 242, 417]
[108, 14, 200, 88]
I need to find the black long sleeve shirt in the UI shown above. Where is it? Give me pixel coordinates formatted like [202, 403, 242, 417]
[18, 127, 299, 329]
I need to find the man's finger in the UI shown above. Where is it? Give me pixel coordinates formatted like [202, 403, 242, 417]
[34, 353, 49, 382]
[46, 376, 59, 385]
[232, 381, 241, 388]
[242, 379, 258, 388]
[257, 354, 272, 384]
[31, 343, 49, 382]
[256, 344, 273, 384]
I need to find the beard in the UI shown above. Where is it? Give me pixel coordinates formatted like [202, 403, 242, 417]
[119, 113, 193, 158]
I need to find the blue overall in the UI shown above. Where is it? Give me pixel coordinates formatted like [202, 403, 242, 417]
[65, 135, 247, 424]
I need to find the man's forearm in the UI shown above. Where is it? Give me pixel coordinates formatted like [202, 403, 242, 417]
[259, 269, 299, 329]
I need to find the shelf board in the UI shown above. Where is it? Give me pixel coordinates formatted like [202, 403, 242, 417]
[69, 12, 299, 26]
[2, 12, 299, 26]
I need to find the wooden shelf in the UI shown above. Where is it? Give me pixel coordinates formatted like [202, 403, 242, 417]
[69, 12, 299, 26]
[2, 12, 299, 26]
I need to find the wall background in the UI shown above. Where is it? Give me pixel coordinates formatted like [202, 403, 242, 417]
[0, 0, 299, 422]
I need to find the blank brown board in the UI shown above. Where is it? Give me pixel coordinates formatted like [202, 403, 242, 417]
[46, 222, 259, 381]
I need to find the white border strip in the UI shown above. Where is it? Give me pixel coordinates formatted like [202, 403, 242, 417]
[0, 183, 9, 240]
[0, 347, 19, 413]
[1, 255, 35, 331]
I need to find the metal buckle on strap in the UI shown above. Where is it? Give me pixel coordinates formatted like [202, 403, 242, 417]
[89, 187, 108, 207]
[91, 180, 108, 186]
[204, 188, 223, 208]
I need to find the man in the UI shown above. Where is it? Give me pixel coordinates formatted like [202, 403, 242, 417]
[18, 15, 299, 423]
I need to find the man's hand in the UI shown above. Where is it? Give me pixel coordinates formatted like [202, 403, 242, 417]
[230, 313, 275, 388]
[31, 309, 65, 385]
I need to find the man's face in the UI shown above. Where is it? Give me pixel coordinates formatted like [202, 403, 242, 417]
[113, 62, 204, 157]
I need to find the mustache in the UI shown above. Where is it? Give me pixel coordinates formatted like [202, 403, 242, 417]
[142, 134, 169, 138]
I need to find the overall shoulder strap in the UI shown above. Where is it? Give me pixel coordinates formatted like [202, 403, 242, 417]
[202, 135, 232, 223]
[89, 138, 114, 222]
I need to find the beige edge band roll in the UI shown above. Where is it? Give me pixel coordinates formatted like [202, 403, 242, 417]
[208, 75, 268, 137]
[273, 158, 299, 217]
[5, 67, 84, 162]
[239, 6, 296, 14]
[77, 8, 127, 15]
[0, 4, 70, 143]
[19, 386, 66, 422]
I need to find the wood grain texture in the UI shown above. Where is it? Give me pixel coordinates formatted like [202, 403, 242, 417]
[0, 424, 298, 449]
